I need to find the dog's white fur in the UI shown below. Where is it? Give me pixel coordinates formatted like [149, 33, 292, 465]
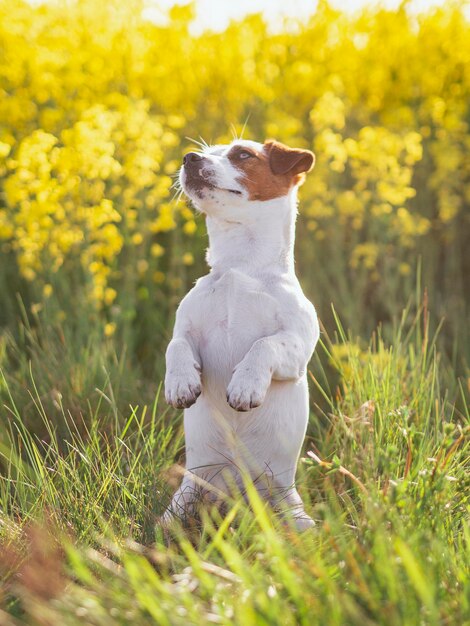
[163, 139, 319, 529]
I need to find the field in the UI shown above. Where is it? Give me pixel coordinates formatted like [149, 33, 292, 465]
[0, 1, 469, 624]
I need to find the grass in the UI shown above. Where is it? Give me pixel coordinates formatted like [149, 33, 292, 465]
[0, 302, 468, 626]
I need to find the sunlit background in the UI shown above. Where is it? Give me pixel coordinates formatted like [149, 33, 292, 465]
[143, 0, 459, 32]
[0, 3, 469, 622]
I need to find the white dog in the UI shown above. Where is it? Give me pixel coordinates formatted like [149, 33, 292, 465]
[163, 139, 319, 529]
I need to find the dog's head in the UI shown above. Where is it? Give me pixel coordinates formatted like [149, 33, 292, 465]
[179, 139, 315, 215]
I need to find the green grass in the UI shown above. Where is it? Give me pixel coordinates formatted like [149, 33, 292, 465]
[0, 303, 468, 626]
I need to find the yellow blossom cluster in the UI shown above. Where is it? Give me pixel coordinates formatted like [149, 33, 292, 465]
[0, 0, 468, 336]
[329, 340, 407, 391]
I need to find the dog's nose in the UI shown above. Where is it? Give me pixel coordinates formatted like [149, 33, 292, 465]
[183, 152, 203, 166]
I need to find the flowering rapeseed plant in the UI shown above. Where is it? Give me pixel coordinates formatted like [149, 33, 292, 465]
[0, 0, 468, 347]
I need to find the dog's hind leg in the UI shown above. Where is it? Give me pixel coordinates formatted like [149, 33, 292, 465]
[160, 463, 233, 528]
[249, 472, 314, 531]
[160, 473, 202, 527]
[272, 486, 315, 531]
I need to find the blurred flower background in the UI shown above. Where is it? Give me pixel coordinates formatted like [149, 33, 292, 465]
[0, 0, 468, 423]
[1, 5, 469, 622]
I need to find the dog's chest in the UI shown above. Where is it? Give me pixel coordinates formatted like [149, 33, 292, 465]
[194, 269, 280, 378]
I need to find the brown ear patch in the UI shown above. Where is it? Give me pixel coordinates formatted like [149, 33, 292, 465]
[230, 141, 315, 201]
[266, 140, 315, 176]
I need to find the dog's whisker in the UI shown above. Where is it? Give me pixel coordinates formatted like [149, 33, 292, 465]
[169, 181, 181, 194]
[230, 123, 238, 141]
[239, 114, 251, 140]
[170, 187, 185, 204]
[185, 136, 209, 151]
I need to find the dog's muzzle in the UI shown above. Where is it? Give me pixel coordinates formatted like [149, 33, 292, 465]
[182, 153, 214, 193]
[183, 152, 204, 167]
[182, 153, 242, 197]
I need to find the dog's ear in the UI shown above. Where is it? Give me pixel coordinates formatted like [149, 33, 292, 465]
[265, 140, 315, 176]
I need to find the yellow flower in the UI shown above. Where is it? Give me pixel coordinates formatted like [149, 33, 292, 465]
[104, 322, 116, 337]
[310, 92, 345, 131]
[182, 252, 194, 265]
[183, 220, 197, 235]
[152, 271, 165, 284]
[351, 243, 379, 270]
[167, 115, 186, 129]
[337, 191, 363, 218]
[0, 142, 11, 158]
[150, 243, 165, 257]
[104, 287, 117, 305]
[43, 284, 53, 298]
[22, 268, 36, 281]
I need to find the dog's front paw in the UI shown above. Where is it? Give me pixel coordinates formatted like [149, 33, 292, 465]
[165, 363, 202, 409]
[226, 366, 271, 412]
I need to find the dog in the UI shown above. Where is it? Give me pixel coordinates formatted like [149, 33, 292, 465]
[163, 139, 319, 530]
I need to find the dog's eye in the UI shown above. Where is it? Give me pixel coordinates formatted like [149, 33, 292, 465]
[238, 151, 253, 159]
